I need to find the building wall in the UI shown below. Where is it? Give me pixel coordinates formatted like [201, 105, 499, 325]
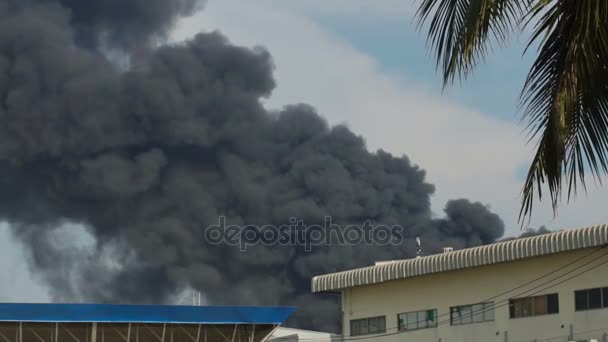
[268, 327, 339, 342]
[342, 247, 608, 342]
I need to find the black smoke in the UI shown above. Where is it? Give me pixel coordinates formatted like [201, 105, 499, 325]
[4, 0, 204, 49]
[500, 226, 552, 241]
[0, 0, 506, 332]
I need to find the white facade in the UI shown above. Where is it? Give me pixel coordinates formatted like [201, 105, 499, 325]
[267, 327, 340, 342]
[313, 225, 608, 342]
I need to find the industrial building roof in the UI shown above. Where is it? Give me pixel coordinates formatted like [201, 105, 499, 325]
[312, 224, 608, 293]
[0, 303, 296, 325]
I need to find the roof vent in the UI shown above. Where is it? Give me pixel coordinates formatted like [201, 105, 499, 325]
[443, 247, 454, 253]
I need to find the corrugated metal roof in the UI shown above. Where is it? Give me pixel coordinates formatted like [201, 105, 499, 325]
[0, 303, 296, 324]
[312, 224, 608, 293]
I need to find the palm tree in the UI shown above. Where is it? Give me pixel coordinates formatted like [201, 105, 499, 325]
[415, 0, 608, 223]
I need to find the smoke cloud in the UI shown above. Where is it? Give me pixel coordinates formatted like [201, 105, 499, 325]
[6, 0, 204, 49]
[0, 0, 506, 332]
[500, 226, 552, 242]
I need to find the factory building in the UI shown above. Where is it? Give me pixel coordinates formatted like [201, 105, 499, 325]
[312, 224, 608, 342]
[0, 303, 295, 342]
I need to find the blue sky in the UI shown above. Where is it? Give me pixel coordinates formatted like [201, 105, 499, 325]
[314, 13, 535, 122]
[314, 8, 580, 186]
[312, 11, 537, 184]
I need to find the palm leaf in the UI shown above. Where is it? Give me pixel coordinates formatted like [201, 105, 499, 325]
[519, 0, 608, 222]
[416, 0, 529, 86]
[416, 0, 608, 222]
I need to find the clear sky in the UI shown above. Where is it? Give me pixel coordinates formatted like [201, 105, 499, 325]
[2, 0, 608, 303]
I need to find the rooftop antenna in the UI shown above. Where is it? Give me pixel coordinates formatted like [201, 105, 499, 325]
[416, 237, 422, 258]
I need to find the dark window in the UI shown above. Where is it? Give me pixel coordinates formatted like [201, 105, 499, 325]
[575, 287, 608, 311]
[510, 294, 559, 318]
[350, 316, 385, 336]
[360, 320, 368, 335]
[351, 320, 361, 336]
[547, 293, 559, 314]
[589, 288, 603, 309]
[510, 297, 533, 318]
[450, 302, 494, 325]
[575, 290, 588, 311]
[369, 316, 385, 334]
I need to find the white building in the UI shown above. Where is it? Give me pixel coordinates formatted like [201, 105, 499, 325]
[267, 327, 340, 342]
[312, 224, 608, 342]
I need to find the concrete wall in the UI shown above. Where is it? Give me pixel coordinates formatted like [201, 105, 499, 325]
[342, 247, 608, 342]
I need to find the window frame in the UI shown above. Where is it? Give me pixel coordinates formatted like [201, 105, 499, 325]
[547, 293, 559, 314]
[589, 288, 603, 310]
[509, 293, 559, 319]
[450, 302, 495, 326]
[397, 308, 438, 331]
[575, 289, 589, 311]
[574, 286, 608, 312]
[349, 316, 386, 336]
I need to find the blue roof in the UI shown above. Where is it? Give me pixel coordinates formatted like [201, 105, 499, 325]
[0, 303, 296, 325]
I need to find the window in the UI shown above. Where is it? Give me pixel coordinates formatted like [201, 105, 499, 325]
[398, 309, 437, 331]
[574, 287, 608, 311]
[510, 293, 559, 318]
[575, 290, 588, 311]
[511, 297, 533, 318]
[589, 288, 602, 309]
[534, 295, 547, 315]
[350, 316, 386, 336]
[547, 293, 559, 314]
[450, 302, 494, 325]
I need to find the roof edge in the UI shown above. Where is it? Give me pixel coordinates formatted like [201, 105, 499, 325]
[312, 224, 608, 293]
[0, 303, 296, 325]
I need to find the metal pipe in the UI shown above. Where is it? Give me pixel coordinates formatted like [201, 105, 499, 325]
[91, 323, 97, 342]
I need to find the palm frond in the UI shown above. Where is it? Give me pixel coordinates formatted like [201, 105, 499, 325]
[519, 0, 608, 222]
[416, 0, 529, 86]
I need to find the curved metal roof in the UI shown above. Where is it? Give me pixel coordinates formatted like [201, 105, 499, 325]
[312, 224, 608, 293]
[0, 303, 296, 324]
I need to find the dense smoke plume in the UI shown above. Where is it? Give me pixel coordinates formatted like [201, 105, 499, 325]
[5, 0, 203, 48]
[501, 226, 552, 241]
[0, 0, 507, 332]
